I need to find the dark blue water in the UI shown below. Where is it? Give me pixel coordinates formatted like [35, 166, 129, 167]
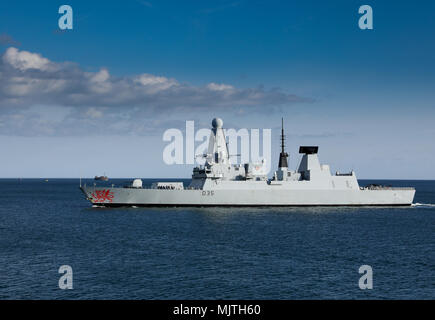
[0, 179, 433, 299]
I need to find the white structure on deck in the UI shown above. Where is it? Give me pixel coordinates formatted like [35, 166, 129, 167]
[81, 118, 415, 207]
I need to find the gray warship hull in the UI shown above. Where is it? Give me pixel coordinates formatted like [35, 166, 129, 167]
[80, 185, 415, 207]
[80, 117, 416, 207]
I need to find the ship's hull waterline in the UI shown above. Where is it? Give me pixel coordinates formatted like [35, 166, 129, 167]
[80, 186, 415, 207]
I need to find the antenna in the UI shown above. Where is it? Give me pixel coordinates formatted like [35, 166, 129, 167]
[281, 117, 285, 154]
[225, 140, 230, 160]
[278, 117, 289, 168]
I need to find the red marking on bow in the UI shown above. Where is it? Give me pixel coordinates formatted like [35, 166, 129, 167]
[91, 189, 114, 203]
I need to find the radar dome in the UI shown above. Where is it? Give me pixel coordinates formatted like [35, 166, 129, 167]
[212, 118, 223, 129]
[132, 179, 143, 188]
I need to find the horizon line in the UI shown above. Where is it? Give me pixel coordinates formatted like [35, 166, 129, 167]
[1, 177, 434, 181]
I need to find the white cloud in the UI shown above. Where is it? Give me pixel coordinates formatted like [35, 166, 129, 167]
[87, 68, 112, 94]
[134, 73, 178, 93]
[0, 47, 311, 135]
[206, 82, 234, 91]
[89, 68, 110, 83]
[3, 47, 55, 71]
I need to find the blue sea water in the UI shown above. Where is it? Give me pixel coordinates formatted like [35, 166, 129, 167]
[0, 178, 433, 300]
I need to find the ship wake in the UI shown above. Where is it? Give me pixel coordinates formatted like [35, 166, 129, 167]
[412, 203, 435, 208]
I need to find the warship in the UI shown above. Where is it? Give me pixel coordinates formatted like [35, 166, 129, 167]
[80, 118, 415, 207]
[94, 174, 109, 181]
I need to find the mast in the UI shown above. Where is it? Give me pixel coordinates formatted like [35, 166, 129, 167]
[281, 118, 285, 154]
[278, 118, 289, 168]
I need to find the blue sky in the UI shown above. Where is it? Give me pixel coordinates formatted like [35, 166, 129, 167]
[0, 0, 434, 178]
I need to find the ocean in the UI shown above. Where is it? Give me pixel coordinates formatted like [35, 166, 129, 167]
[0, 178, 433, 299]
